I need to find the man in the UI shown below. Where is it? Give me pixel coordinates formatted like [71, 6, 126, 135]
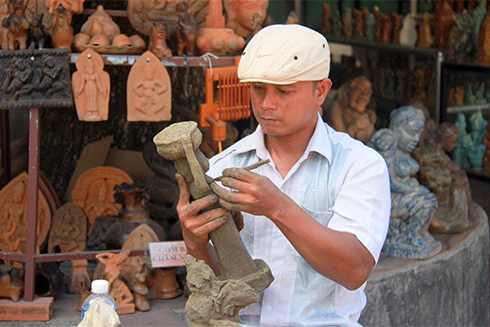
[176, 24, 391, 326]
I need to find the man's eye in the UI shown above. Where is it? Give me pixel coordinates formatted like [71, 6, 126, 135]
[278, 89, 290, 94]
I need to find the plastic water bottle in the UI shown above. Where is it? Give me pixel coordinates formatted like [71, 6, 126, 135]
[81, 279, 117, 320]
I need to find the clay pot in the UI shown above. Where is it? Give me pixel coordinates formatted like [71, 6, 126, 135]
[90, 33, 110, 46]
[129, 35, 146, 48]
[112, 34, 132, 47]
[73, 33, 90, 48]
[35, 262, 64, 298]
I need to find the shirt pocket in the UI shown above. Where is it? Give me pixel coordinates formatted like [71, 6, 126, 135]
[299, 204, 334, 227]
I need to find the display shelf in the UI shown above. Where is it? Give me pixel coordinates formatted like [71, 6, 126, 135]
[68, 53, 238, 67]
[446, 103, 490, 114]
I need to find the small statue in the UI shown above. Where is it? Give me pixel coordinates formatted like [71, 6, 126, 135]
[451, 113, 472, 169]
[320, 3, 331, 36]
[352, 8, 364, 39]
[363, 6, 375, 41]
[224, 0, 269, 39]
[471, 0, 487, 46]
[482, 120, 490, 173]
[390, 12, 402, 44]
[84, 179, 119, 233]
[399, 13, 417, 46]
[342, 7, 353, 39]
[374, 8, 391, 43]
[175, 2, 198, 56]
[148, 22, 172, 59]
[96, 250, 135, 315]
[0, 264, 23, 302]
[329, 76, 376, 144]
[50, 4, 73, 51]
[331, 7, 342, 38]
[1, 0, 30, 50]
[417, 12, 434, 48]
[447, 9, 475, 62]
[369, 106, 441, 259]
[476, 10, 490, 65]
[28, 12, 49, 49]
[433, 1, 455, 49]
[413, 122, 473, 234]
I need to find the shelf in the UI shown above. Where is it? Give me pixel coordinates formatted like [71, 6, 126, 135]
[446, 103, 490, 114]
[326, 36, 443, 57]
[68, 53, 238, 67]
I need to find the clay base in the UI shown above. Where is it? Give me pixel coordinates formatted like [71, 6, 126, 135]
[0, 297, 53, 321]
[117, 303, 136, 315]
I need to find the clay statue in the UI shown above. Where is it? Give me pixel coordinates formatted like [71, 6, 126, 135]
[96, 250, 136, 315]
[476, 11, 490, 65]
[390, 12, 402, 44]
[413, 122, 473, 234]
[46, 0, 84, 16]
[50, 4, 73, 51]
[127, 51, 172, 122]
[329, 76, 376, 144]
[417, 12, 434, 48]
[369, 106, 441, 259]
[175, 2, 198, 56]
[84, 180, 119, 231]
[72, 49, 110, 121]
[1, 0, 29, 50]
[28, 12, 49, 49]
[0, 0, 9, 49]
[80, 5, 120, 41]
[434, 1, 455, 49]
[153, 121, 273, 326]
[351, 9, 364, 40]
[0, 264, 23, 302]
[320, 3, 331, 36]
[399, 13, 417, 46]
[184, 255, 258, 327]
[149, 22, 173, 59]
[224, 0, 269, 39]
[342, 7, 353, 39]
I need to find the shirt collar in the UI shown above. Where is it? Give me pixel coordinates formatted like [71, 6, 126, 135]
[233, 113, 332, 164]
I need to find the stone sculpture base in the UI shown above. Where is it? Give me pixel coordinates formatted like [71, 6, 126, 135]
[360, 204, 489, 326]
[0, 297, 54, 321]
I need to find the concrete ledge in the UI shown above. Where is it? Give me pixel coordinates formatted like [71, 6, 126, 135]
[360, 204, 490, 327]
[0, 297, 53, 321]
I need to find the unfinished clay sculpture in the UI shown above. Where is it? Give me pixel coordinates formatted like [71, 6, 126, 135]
[369, 106, 441, 259]
[127, 51, 171, 122]
[72, 49, 110, 121]
[153, 121, 273, 326]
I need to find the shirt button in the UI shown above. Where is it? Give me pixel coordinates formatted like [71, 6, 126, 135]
[275, 230, 282, 237]
[272, 271, 277, 277]
[266, 305, 272, 311]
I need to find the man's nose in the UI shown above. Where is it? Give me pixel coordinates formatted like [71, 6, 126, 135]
[261, 89, 277, 110]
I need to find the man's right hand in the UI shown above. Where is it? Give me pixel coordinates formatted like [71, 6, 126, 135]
[176, 173, 229, 251]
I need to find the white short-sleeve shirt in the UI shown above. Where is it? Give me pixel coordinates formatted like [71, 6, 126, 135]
[206, 114, 391, 327]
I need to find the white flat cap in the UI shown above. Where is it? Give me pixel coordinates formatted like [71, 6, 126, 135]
[238, 24, 331, 85]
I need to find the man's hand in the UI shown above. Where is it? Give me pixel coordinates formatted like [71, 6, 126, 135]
[176, 173, 228, 250]
[209, 167, 294, 220]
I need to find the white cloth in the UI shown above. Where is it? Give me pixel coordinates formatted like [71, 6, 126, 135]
[207, 114, 391, 327]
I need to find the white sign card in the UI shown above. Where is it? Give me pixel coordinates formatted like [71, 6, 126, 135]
[149, 241, 187, 268]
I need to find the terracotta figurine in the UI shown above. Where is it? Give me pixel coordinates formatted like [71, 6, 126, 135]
[72, 49, 110, 121]
[329, 76, 376, 144]
[50, 4, 73, 51]
[320, 3, 331, 36]
[476, 11, 490, 65]
[433, 1, 455, 49]
[224, 0, 269, 39]
[342, 7, 353, 39]
[1, 0, 29, 50]
[175, 2, 198, 56]
[369, 106, 441, 259]
[417, 12, 434, 48]
[352, 8, 364, 39]
[148, 22, 172, 59]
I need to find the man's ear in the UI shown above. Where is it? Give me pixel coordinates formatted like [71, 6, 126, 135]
[316, 78, 332, 106]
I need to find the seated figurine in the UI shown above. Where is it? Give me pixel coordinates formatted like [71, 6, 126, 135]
[369, 106, 441, 259]
[329, 76, 376, 144]
[413, 122, 473, 234]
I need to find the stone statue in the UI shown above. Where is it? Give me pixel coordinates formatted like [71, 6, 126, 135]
[468, 110, 488, 170]
[96, 250, 136, 315]
[447, 9, 475, 62]
[413, 123, 473, 234]
[472, 0, 487, 47]
[329, 76, 376, 144]
[1, 0, 29, 50]
[28, 12, 49, 49]
[72, 49, 110, 121]
[399, 13, 417, 46]
[369, 106, 441, 259]
[416, 12, 434, 48]
[364, 6, 375, 41]
[224, 0, 269, 39]
[451, 113, 472, 169]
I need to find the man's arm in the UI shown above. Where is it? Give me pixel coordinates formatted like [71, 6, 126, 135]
[210, 167, 385, 291]
[175, 173, 227, 275]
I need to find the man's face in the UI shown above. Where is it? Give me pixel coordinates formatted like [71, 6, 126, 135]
[236, 0, 269, 30]
[250, 80, 330, 138]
